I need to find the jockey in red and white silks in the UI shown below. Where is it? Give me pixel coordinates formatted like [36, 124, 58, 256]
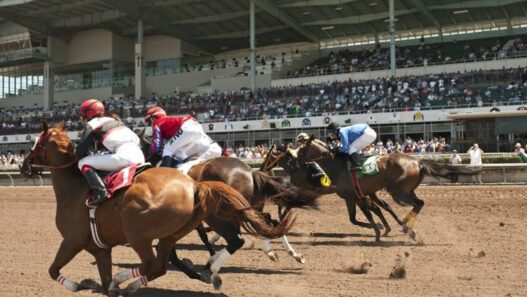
[75, 99, 145, 207]
[145, 106, 222, 174]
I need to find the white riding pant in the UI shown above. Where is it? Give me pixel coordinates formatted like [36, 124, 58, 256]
[78, 143, 145, 172]
[162, 120, 212, 160]
[176, 143, 222, 174]
[348, 127, 377, 154]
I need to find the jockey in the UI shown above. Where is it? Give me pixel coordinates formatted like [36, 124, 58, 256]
[145, 106, 222, 172]
[296, 132, 309, 145]
[326, 121, 377, 171]
[75, 99, 145, 207]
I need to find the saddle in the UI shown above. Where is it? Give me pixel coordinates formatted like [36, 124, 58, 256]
[88, 163, 152, 203]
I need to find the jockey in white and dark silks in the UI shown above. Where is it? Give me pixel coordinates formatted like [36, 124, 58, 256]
[326, 121, 377, 171]
[75, 99, 145, 207]
[145, 106, 222, 173]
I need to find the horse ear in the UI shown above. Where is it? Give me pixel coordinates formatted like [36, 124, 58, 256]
[42, 121, 48, 132]
[55, 121, 65, 131]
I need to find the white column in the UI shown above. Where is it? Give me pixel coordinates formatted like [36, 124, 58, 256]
[250, 0, 256, 92]
[135, 19, 145, 100]
[43, 36, 54, 109]
[389, 0, 396, 77]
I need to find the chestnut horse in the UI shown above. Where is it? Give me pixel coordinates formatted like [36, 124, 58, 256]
[262, 137, 480, 243]
[137, 132, 321, 281]
[21, 123, 295, 296]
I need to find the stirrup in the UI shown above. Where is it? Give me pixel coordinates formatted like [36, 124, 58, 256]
[85, 191, 107, 208]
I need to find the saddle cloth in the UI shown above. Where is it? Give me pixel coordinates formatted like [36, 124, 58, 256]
[88, 163, 151, 201]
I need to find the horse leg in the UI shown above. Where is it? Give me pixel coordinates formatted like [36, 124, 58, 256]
[203, 224, 244, 290]
[197, 224, 216, 256]
[357, 198, 381, 242]
[345, 194, 374, 229]
[392, 190, 425, 244]
[368, 199, 392, 237]
[277, 207, 305, 264]
[110, 239, 167, 297]
[48, 240, 85, 292]
[86, 249, 112, 294]
[167, 246, 203, 281]
[209, 232, 222, 245]
[370, 194, 404, 226]
[261, 213, 280, 262]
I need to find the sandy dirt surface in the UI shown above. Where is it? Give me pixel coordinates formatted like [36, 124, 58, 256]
[1, 185, 526, 297]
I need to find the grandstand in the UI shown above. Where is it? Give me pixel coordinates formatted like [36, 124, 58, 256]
[1, 0, 527, 153]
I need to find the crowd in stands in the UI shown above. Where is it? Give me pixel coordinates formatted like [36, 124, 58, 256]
[222, 144, 270, 159]
[289, 36, 527, 78]
[1, 66, 527, 136]
[0, 153, 24, 166]
[363, 136, 449, 156]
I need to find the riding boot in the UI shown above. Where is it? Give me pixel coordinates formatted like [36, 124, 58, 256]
[160, 156, 174, 167]
[82, 167, 108, 208]
[349, 153, 362, 171]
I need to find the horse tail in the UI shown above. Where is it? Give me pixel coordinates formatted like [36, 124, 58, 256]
[419, 159, 481, 179]
[252, 170, 321, 209]
[195, 181, 296, 239]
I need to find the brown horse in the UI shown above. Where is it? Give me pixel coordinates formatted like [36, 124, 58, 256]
[137, 132, 321, 280]
[21, 123, 295, 296]
[262, 137, 480, 243]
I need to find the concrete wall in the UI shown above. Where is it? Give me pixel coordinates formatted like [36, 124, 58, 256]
[112, 34, 134, 63]
[67, 29, 113, 64]
[144, 35, 181, 62]
[272, 57, 527, 87]
[145, 66, 243, 94]
[0, 21, 27, 36]
[50, 37, 69, 64]
[0, 93, 43, 108]
[215, 42, 319, 60]
[211, 73, 271, 91]
[54, 87, 113, 105]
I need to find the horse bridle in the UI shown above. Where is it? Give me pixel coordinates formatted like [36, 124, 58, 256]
[25, 129, 77, 170]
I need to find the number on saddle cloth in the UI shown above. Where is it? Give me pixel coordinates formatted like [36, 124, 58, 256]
[348, 155, 381, 178]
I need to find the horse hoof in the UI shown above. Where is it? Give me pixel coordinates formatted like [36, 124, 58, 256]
[294, 254, 306, 264]
[266, 251, 279, 262]
[181, 258, 194, 269]
[79, 278, 101, 292]
[200, 270, 212, 284]
[383, 228, 391, 237]
[376, 223, 384, 230]
[212, 274, 222, 290]
[108, 284, 120, 297]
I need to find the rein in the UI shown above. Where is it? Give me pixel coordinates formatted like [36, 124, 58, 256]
[26, 129, 77, 171]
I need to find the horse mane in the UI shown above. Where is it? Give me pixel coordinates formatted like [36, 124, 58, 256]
[51, 123, 74, 154]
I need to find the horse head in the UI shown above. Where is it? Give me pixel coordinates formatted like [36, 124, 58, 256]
[21, 122, 75, 176]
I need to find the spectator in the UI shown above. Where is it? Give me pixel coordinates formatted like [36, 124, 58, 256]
[449, 150, 463, 183]
[514, 143, 524, 153]
[467, 143, 483, 184]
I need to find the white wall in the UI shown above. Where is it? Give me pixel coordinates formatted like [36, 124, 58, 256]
[272, 57, 527, 87]
[67, 29, 112, 64]
[144, 35, 181, 62]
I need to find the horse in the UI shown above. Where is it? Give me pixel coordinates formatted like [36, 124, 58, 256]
[20, 122, 296, 296]
[262, 136, 480, 243]
[136, 131, 321, 281]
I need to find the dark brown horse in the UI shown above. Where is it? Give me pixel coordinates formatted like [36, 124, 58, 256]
[262, 137, 480, 243]
[137, 132, 321, 282]
[21, 123, 295, 296]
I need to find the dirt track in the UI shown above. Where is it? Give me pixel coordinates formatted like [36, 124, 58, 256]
[1, 185, 526, 297]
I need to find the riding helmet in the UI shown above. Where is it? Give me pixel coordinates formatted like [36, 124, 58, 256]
[326, 121, 341, 133]
[145, 106, 167, 122]
[79, 99, 105, 120]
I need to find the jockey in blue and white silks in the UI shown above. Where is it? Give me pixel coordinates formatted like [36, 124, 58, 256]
[326, 122, 377, 171]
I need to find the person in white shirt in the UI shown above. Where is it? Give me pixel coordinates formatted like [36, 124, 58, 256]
[467, 143, 483, 184]
[449, 150, 463, 183]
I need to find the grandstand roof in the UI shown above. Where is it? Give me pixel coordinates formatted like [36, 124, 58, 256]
[0, 0, 526, 53]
